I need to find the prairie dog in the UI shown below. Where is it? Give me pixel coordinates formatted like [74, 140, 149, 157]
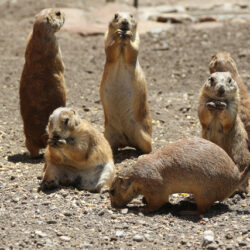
[109, 137, 250, 213]
[20, 8, 66, 158]
[41, 107, 115, 192]
[198, 72, 250, 192]
[100, 12, 152, 153]
[209, 51, 250, 140]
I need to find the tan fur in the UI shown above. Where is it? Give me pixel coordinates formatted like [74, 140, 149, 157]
[19, 9, 66, 158]
[109, 137, 250, 213]
[41, 107, 115, 192]
[198, 72, 250, 192]
[209, 51, 250, 141]
[100, 12, 152, 153]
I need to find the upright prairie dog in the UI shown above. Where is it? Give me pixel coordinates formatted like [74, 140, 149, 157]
[100, 12, 152, 153]
[198, 72, 250, 192]
[209, 51, 250, 140]
[41, 107, 115, 192]
[109, 137, 250, 213]
[20, 8, 66, 158]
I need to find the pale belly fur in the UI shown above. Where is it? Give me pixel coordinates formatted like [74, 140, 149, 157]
[103, 62, 136, 132]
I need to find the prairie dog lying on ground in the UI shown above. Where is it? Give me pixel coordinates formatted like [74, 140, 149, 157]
[20, 8, 66, 158]
[100, 12, 152, 153]
[209, 51, 250, 140]
[41, 107, 115, 192]
[198, 72, 250, 192]
[109, 137, 249, 213]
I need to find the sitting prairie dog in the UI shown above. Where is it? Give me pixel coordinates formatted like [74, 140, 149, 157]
[209, 51, 250, 140]
[41, 107, 115, 192]
[19, 8, 66, 158]
[109, 137, 250, 213]
[198, 72, 250, 192]
[100, 12, 152, 153]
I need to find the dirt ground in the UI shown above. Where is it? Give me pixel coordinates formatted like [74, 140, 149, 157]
[0, 0, 249, 249]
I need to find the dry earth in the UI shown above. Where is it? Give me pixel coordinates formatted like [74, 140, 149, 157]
[0, 0, 249, 249]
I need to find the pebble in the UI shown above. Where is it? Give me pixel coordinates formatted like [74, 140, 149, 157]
[35, 230, 47, 238]
[203, 230, 214, 246]
[116, 230, 124, 238]
[144, 234, 153, 242]
[121, 208, 128, 214]
[81, 243, 93, 248]
[60, 236, 71, 241]
[133, 234, 144, 242]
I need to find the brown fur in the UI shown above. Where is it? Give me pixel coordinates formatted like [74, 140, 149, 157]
[198, 72, 250, 192]
[19, 8, 66, 158]
[109, 137, 250, 213]
[41, 107, 115, 192]
[100, 12, 152, 153]
[209, 51, 250, 140]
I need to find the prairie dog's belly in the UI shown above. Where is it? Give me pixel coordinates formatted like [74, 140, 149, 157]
[205, 116, 227, 147]
[103, 63, 136, 130]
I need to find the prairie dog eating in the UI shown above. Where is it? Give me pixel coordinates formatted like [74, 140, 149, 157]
[100, 12, 152, 153]
[198, 72, 250, 192]
[41, 107, 115, 192]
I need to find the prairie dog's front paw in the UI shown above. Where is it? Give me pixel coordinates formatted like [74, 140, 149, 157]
[206, 101, 216, 110]
[40, 179, 59, 191]
[215, 101, 227, 110]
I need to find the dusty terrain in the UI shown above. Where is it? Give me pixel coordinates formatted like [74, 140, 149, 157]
[0, 0, 249, 249]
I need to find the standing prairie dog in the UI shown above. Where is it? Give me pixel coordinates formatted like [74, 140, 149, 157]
[198, 72, 250, 192]
[100, 12, 152, 153]
[41, 107, 115, 192]
[209, 51, 250, 140]
[109, 137, 250, 213]
[20, 8, 66, 158]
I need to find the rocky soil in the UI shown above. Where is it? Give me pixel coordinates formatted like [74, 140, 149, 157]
[0, 0, 249, 249]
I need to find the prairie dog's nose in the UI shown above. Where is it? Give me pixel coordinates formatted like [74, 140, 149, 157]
[122, 19, 128, 25]
[53, 132, 60, 139]
[218, 86, 225, 96]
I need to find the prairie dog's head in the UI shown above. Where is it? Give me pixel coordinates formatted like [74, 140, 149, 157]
[109, 174, 135, 208]
[47, 107, 81, 147]
[34, 8, 65, 34]
[203, 72, 239, 99]
[209, 52, 238, 77]
[109, 12, 137, 34]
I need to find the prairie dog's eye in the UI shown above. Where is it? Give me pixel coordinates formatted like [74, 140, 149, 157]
[228, 77, 232, 84]
[130, 14, 133, 18]
[114, 13, 119, 20]
[64, 118, 69, 125]
[56, 11, 61, 17]
[209, 76, 216, 86]
[109, 189, 115, 196]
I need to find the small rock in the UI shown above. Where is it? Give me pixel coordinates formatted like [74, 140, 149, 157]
[207, 243, 218, 249]
[116, 230, 124, 238]
[35, 230, 47, 238]
[144, 234, 153, 242]
[45, 239, 52, 245]
[225, 233, 233, 239]
[46, 220, 57, 224]
[60, 236, 71, 241]
[81, 243, 93, 248]
[98, 210, 105, 216]
[203, 230, 214, 246]
[133, 234, 144, 242]
[63, 212, 72, 217]
[121, 208, 128, 214]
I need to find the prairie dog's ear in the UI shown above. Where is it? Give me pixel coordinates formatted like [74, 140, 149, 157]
[66, 109, 81, 130]
[118, 176, 131, 189]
